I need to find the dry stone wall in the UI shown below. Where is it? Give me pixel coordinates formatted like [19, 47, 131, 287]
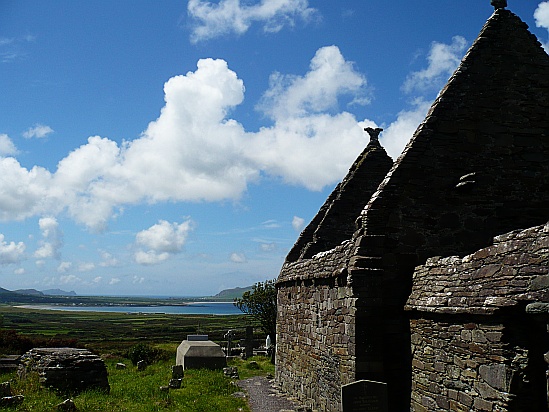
[406, 223, 549, 411]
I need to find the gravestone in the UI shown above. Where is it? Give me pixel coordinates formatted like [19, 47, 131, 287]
[341, 380, 388, 412]
[244, 326, 254, 359]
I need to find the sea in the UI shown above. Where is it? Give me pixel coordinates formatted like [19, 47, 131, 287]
[19, 301, 241, 315]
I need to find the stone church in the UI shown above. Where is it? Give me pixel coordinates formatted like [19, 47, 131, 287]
[275, 3, 549, 411]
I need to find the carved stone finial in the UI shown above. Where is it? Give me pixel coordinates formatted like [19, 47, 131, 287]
[491, 0, 507, 10]
[364, 127, 383, 143]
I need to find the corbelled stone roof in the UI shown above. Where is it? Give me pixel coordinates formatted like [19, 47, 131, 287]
[353, 7, 549, 261]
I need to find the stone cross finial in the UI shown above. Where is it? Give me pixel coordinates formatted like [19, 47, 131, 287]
[364, 127, 383, 143]
[491, 0, 507, 10]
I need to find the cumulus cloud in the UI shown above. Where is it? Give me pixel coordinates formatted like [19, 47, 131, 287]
[292, 216, 305, 232]
[535, 1, 549, 51]
[402, 36, 468, 94]
[57, 261, 72, 273]
[98, 250, 119, 267]
[259, 46, 368, 120]
[0, 39, 465, 229]
[380, 98, 432, 159]
[0, 48, 374, 229]
[0, 134, 18, 156]
[34, 217, 63, 259]
[188, 0, 319, 43]
[0, 234, 26, 265]
[230, 252, 247, 263]
[14, 268, 25, 275]
[23, 124, 54, 139]
[134, 220, 194, 265]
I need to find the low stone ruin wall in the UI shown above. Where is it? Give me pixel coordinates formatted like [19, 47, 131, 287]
[18, 347, 110, 394]
[406, 222, 549, 411]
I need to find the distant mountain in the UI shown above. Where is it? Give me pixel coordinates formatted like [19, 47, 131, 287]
[14, 289, 44, 296]
[42, 289, 77, 296]
[212, 286, 253, 300]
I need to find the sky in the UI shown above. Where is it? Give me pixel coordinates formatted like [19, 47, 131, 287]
[0, 1, 548, 297]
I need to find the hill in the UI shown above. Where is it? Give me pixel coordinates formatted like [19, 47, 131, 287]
[212, 286, 253, 300]
[42, 289, 77, 296]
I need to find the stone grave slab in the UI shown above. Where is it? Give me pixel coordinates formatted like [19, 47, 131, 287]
[341, 379, 388, 412]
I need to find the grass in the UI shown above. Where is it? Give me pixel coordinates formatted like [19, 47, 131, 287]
[0, 352, 274, 411]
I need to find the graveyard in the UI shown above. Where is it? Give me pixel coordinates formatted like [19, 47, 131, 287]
[0, 305, 276, 411]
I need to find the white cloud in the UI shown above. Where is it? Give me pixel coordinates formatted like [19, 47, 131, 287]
[132, 276, 145, 284]
[259, 46, 368, 120]
[380, 98, 432, 159]
[0, 134, 18, 156]
[402, 36, 468, 94]
[109, 277, 121, 285]
[260, 242, 276, 252]
[23, 124, 54, 139]
[0, 44, 438, 228]
[134, 219, 194, 265]
[93, 276, 102, 283]
[230, 252, 247, 263]
[98, 250, 119, 267]
[261, 220, 280, 229]
[535, 1, 549, 51]
[59, 274, 81, 285]
[78, 262, 95, 272]
[292, 216, 305, 232]
[34, 217, 63, 259]
[57, 261, 72, 273]
[0, 234, 26, 265]
[0, 35, 34, 63]
[14, 268, 25, 275]
[188, 0, 319, 43]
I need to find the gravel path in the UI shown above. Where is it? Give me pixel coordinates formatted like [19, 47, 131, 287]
[238, 376, 304, 412]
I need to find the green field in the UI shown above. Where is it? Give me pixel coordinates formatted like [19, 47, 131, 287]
[0, 305, 260, 354]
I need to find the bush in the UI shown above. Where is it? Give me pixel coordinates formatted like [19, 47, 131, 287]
[125, 343, 160, 366]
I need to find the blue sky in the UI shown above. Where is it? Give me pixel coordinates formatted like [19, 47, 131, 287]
[0, 1, 548, 296]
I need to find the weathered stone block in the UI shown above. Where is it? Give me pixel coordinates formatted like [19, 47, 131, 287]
[176, 339, 226, 370]
[18, 348, 109, 394]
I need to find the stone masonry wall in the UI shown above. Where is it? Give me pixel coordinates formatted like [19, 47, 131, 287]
[407, 222, 549, 411]
[276, 241, 355, 412]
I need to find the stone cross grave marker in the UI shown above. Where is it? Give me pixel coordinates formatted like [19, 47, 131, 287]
[341, 380, 388, 412]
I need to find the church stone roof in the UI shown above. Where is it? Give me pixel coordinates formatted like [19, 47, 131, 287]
[353, 7, 549, 261]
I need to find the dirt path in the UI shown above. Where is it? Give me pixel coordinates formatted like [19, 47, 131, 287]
[238, 376, 306, 412]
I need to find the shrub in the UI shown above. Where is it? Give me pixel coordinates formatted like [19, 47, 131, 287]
[125, 343, 160, 366]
